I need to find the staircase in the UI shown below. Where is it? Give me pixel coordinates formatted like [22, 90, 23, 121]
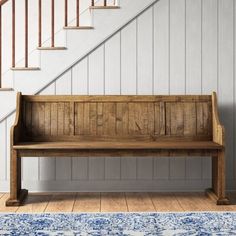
[0, 0, 156, 122]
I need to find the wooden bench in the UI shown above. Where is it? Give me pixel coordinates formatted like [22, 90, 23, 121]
[6, 92, 229, 206]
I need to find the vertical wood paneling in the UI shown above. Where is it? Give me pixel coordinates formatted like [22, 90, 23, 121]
[170, 158, 186, 180]
[105, 33, 121, 95]
[116, 103, 129, 135]
[169, 0, 186, 94]
[120, 20, 137, 180]
[72, 157, 88, 180]
[153, 0, 170, 180]
[72, 100, 88, 180]
[186, 0, 201, 94]
[88, 45, 105, 180]
[137, 158, 153, 180]
[88, 46, 104, 95]
[72, 57, 88, 181]
[137, 7, 153, 95]
[154, 0, 169, 94]
[89, 158, 105, 180]
[121, 158, 136, 180]
[105, 158, 121, 180]
[89, 103, 97, 135]
[72, 58, 88, 95]
[154, 157, 169, 180]
[39, 84, 56, 181]
[104, 33, 121, 180]
[185, 101, 202, 179]
[136, 7, 153, 180]
[22, 103, 39, 181]
[121, 21, 137, 95]
[201, 0, 218, 180]
[55, 71, 72, 180]
[185, 0, 202, 180]
[6, 113, 15, 180]
[218, 0, 234, 180]
[169, 0, 186, 179]
[0, 121, 6, 180]
[6, 114, 15, 180]
[202, 0, 218, 94]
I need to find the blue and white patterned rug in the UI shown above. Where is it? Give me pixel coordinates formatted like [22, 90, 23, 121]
[0, 212, 236, 235]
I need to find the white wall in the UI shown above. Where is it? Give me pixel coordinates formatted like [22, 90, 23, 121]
[1, 0, 236, 192]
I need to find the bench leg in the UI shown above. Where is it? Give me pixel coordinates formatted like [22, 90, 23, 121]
[206, 150, 229, 205]
[6, 150, 28, 206]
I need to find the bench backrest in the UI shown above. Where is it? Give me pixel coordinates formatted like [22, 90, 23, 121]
[19, 95, 213, 142]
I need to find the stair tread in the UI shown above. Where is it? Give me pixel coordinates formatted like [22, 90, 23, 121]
[64, 26, 94, 30]
[37, 47, 67, 50]
[11, 67, 40, 71]
[0, 88, 14, 91]
[90, 6, 120, 9]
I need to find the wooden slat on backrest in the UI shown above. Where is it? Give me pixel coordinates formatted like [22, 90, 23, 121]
[22, 100, 74, 140]
[21, 95, 212, 141]
[165, 101, 212, 139]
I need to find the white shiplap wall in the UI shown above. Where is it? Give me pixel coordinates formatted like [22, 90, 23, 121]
[1, 0, 236, 191]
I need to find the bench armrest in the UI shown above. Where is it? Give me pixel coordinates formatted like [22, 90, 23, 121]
[11, 92, 23, 146]
[212, 92, 225, 146]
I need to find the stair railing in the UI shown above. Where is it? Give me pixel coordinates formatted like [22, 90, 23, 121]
[0, 0, 118, 90]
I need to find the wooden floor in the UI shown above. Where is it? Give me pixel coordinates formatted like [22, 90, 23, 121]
[0, 192, 236, 213]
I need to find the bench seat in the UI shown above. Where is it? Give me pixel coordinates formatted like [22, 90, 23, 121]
[6, 92, 230, 207]
[13, 141, 223, 150]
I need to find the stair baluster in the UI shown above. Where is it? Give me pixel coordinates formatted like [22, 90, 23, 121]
[12, 0, 15, 68]
[51, 0, 55, 47]
[38, 0, 42, 47]
[25, 0, 28, 67]
[76, 0, 80, 27]
[0, 0, 119, 89]
[65, 0, 68, 27]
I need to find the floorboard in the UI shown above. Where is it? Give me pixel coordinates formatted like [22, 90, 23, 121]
[17, 194, 51, 213]
[45, 193, 76, 212]
[0, 192, 235, 212]
[101, 193, 128, 212]
[150, 193, 183, 212]
[73, 193, 101, 212]
[175, 193, 233, 212]
[125, 193, 155, 212]
[0, 194, 19, 212]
